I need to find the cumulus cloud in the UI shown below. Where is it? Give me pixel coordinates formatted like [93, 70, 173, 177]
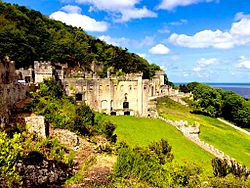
[98, 35, 155, 49]
[61, 5, 82, 14]
[98, 35, 129, 47]
[157, 0, 217, 10]
[236, 56, 250, 69]
[149, 44, 170, 55]
[192, 58, 219, 72]
[67, 0, 157, 22]
[50, 5, 108, 32]
[115, 6, 157, 22]
[169, 13, 250, 49]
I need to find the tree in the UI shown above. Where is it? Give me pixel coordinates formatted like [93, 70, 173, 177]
[192, 84, 223, 117]
[39, 78, 64, 98]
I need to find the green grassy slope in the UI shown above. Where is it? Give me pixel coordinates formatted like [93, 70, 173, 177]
[157, 97, 250, 168]
[109, 116, 213, 172]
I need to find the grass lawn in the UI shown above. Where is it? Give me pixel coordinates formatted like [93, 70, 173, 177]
[157, 97, 250, 168]
[109, 115, 214, 173]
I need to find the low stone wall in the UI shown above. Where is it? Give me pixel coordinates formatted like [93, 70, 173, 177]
[159, 116, 233, 162]
[0, 82, 31, 125]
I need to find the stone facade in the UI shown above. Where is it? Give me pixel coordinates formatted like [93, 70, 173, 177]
[64, 71, 165, 117]
[19, 61, 167, 117]
[16, 67, 33, 83]
[34, 61, 53, 83]
[0, 57, 30, 125]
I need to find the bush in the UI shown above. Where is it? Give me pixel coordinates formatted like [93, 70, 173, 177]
[0, 132, 22, 187]
[113, 140, 202, 187]
[39, 78, 64, 98]
[148, 138, 173, 164]
[212, 158, 231, 177]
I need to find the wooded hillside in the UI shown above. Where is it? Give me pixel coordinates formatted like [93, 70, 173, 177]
[0, 1, 160, 78]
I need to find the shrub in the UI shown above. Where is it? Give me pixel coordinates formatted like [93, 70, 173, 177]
[148, 138, 174, 164]
[212, 158, 231, 177]
[0, 132, 22, 187]
[39, 78, 64, 98]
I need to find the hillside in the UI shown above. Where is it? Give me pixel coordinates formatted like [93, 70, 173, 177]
[110, 116, 214, 173]
[157, 96, 250, 168]
[0, 1, 160, 79]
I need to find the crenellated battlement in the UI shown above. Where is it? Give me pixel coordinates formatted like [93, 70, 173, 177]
[34, 61, 53, 83]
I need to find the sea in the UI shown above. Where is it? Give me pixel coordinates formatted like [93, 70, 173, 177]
[175, 83, 250, 98]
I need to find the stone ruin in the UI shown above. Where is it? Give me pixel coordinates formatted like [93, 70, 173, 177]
[0, 57, 31, 126]
[24, 115, 48, 138]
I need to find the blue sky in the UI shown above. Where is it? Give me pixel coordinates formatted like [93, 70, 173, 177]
[4, 0, 250, 83]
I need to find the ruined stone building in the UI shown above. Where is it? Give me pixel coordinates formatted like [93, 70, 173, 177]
[0, 57, 30, 125]
[17, 61, 170, 117]
[17, 61, 64, 84]
[64, 71, 166, 117]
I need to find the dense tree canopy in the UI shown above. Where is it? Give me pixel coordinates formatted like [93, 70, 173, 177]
[0, 2, 161, 79]
[187, 82, 250, 127]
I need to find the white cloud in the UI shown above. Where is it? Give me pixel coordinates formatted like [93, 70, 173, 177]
[158, 27, 170, 34]
[192, 58, 219, 72]
[50, 6, 108, 32]
[157, 0, 217, 10]
[169, 19, 188, 26]
[61, 5, 82, 14]
[192, 67, 201, 72]
[169, 13, 250, 49]
[236, 56, 250, 69]
[98, 35, 155, 49]
[68, 0, 157, 22]
[197, 58, 219, 66]
[137, 53, 146, 58]
[169, 30, 234, 49]
[149, 44, 170, 55]
[133, 36, 155, 48]
[115, 6, 157, 22]
[98, 35, 129, 47]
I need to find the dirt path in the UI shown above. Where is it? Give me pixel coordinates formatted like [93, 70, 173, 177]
[217, 118, 250, 136]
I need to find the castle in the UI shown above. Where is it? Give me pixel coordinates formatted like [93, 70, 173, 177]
[16, 61, 174, 117]
[0, 57, 31, 125]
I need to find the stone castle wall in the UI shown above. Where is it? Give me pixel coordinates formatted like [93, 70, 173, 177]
[34, 61, 53, 83]
[64, 72, 165, 117]
[0, 59, 30, 125]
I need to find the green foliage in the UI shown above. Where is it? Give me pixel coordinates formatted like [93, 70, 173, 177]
[204, 176, 250, 188]
[191, 83, 223, 117]
[113, 140, 203, 187]
[111, 115, 214, 172]
[157, 96, 250, 169]
[179, 84, 189, 93]
[0, 1, 161, 79]
[0, 132, 22, 187]
[188, 82, 250, 127]
[39, 78, 64, 98]
[148, 138, 174, 164]
[0, 131, 73, 187]
[65, 156, 96, 185]
[94, 113, 117, 142]
[212, 158, 231, 177]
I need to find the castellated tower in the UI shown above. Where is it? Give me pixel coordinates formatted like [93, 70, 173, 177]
[34, 61, 53, 83]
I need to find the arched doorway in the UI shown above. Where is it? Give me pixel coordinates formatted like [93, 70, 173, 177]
[123, 102, 129, 109]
